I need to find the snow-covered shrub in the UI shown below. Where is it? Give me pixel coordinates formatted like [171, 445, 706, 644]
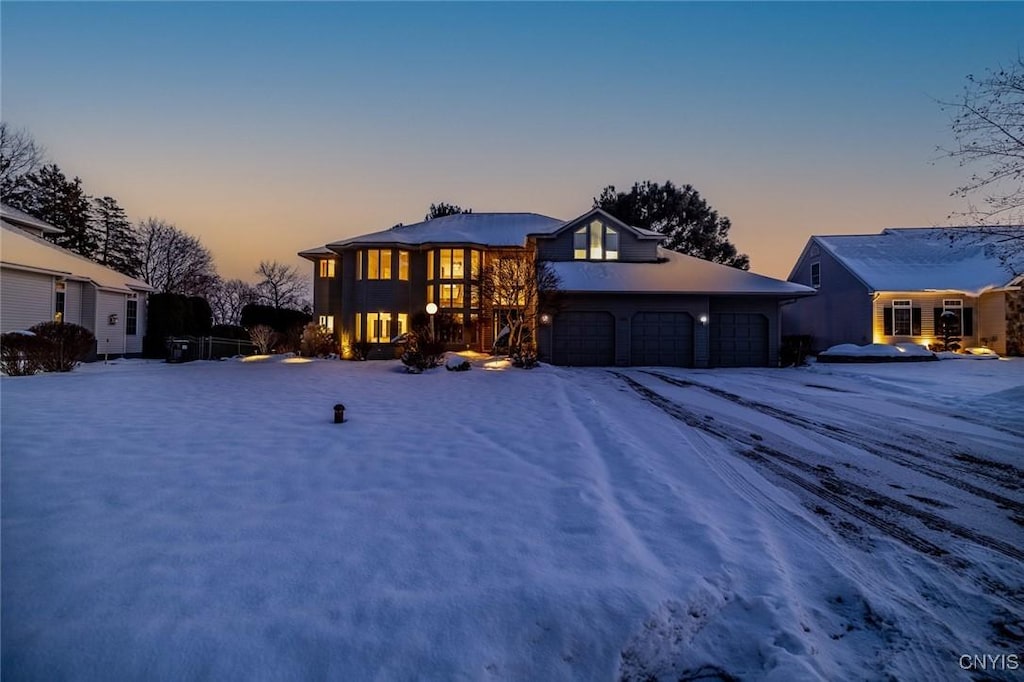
[445, 357, 471, 372]
[779, 335, 812, 367]
[399, 328, 445, 373]
[299, 322, 336, 357]
[27, 322, 96, 372]
[352, 340, 371, 361]
[510, 343, 539, 369]
[0, 331, 46, 376]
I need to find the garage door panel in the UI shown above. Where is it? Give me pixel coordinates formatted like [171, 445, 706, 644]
[630, 311, 694, 367]
[710, 313, 768, 367]
[553, 311, 615, 366]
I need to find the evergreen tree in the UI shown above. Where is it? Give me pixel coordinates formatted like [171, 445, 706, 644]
[595, 180, 750, 269]
[22, 164, 100, 258]
[425, 202, 472, 220]
[92, 195, 141, 276]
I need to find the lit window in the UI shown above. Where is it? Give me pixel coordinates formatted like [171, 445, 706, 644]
[126, 299, 138, 335]
[439, 249, 465, 279]
[319, 259, 336, 278]
[364, 312, 406, 342]
[605, 225, 619, 260]
[54, 281, 66, 322]
[427, 285, 434, 305]
[810, 262, 820, 288]
[471, 250, 481, 279]
[428, 250, 434, 279]
[399, 251, 409, 281]
[940, 299, 963, 336]
[319, 315, 335, 332]
[365, 249, 392, 280]
[893, 300, 912, 336]
[440, 284, 465, 308]
[355, 313, 362, 341]
[574, 221, 617, 260]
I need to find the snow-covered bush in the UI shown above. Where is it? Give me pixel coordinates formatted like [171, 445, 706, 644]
[0, 331, 45, 376]
[299, 322, 336, 357]
[399, 327, 445, 373]
[510, 343, 539, 369]
[445, 357, 471, 372]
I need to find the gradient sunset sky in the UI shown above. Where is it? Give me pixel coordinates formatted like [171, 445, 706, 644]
[3, 2, 1022, 281]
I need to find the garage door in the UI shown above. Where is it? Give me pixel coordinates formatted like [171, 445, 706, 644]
[630, 312, 694, 367]
[553, 311, 615, 366]
[710, 313, 769, 367]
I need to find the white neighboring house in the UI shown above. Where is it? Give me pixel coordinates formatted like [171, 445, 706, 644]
[1, 203, 154, 358]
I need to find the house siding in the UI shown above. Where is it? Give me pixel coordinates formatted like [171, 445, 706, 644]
[81, 286, 97, 333]
[95, 290, 128, 355]
[872, 292, 982, 348]
[783, 241, 871, 351]
[978, 291, 1007, 355]
[0, 267, 53, 332]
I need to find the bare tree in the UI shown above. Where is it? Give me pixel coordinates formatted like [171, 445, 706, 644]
[248, 324, 278, 354]
[136, 217, 219, 296]
[0, 123, 45, 201]
[479, 251, 560, 353]
[254, 260, 309, 310]
[939, 55, 1024, 267]
[208, 278, 259, 326]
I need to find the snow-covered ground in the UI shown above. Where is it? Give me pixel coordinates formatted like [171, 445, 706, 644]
[2, 356, 1022, 681]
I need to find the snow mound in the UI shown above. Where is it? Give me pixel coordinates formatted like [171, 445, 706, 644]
[820, 343, 934, 357]
[936, 349, 1001, 360]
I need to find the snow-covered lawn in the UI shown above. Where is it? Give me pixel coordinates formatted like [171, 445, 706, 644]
[2, 357, 1022, 681]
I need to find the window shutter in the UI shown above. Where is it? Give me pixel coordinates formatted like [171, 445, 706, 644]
[883, 308, 892, 336]
[933, 308, 942, 335]
[912, 308, 922, 336]
[963, 308, 974, 336]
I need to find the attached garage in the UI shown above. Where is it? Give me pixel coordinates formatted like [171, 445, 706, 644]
[552, 311, 615, 366]
[710, 313, 769, 367]
[630, 311, 694, 367]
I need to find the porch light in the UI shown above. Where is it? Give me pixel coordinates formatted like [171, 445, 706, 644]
[539, 313, 552, 325]
[699, 314, 708, 325]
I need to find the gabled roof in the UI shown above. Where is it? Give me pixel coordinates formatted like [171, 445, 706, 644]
[532, 207, 664, 241]
[325, 212, 565, 250]
[805, 226, 1023, 295]
[0, 203, 64, 235]
[1, 221, 154, 293]
[551, 247, 815, 296]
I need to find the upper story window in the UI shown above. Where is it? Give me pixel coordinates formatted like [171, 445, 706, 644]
[810, 262, 821, 288]
[319, 259, 336, 278]
[399, 251, 409, 281]
[439, 249, 465, 279]
[367, 249, 392, 280]
[574, 220, 618, 260]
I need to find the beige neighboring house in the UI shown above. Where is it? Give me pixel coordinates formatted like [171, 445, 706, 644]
[1, 203, 154, 358]
[784, 227, 1023, 355]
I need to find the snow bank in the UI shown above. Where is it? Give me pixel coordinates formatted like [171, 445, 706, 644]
[818, 343, 936, 362]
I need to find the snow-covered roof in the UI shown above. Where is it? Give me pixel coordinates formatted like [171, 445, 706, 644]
[327, 212, 565, 249]
[0, 203, 64, 235]
[1, 221, 154, 293]
[813, 227, 1022, 294]
[298, 245, 335, 261]
[551, 247, 815, 296]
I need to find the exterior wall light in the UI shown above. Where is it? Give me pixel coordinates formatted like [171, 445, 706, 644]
[108, 314, 118, 325]
[539, 313, 552, 325]
[699, 314, 709, 326]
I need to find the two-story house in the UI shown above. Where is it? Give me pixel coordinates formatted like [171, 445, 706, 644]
[300, 208, 814, 367]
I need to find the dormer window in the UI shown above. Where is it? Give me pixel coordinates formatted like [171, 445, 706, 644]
[574, 220, 619, 260]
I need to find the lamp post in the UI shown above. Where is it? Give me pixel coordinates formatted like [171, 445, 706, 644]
[426, 302, 438, 339]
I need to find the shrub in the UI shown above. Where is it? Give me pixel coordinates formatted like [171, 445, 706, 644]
[249, 324, 278, 354]
[352, 339, 371, 361]
[0, 332, 45, 376]
[510, 343, 539, 369]
[780, 335, 813, 367]
[28, 322, 96, 372]
[300, 322, 336, 357]
[399, 328, 446, 373]
[445, 357, 471, 372]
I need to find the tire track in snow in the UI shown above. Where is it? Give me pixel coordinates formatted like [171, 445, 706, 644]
[613, 372, 1024, 569]
[644, 371, 1024, 512]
